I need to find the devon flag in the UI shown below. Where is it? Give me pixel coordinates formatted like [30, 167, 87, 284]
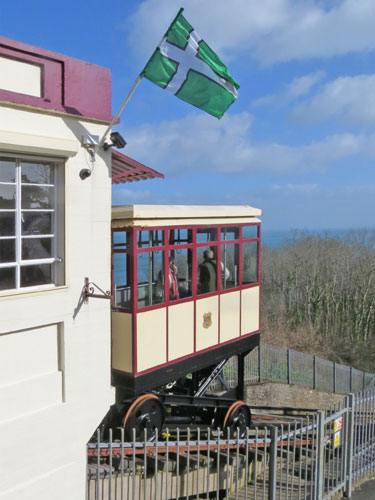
[141, 8, 239, 119]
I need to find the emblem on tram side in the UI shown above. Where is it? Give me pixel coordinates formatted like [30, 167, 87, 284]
[203, 312, 212, 329]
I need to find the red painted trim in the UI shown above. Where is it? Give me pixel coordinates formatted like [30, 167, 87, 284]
[0, 36, 113, 122]
[131, 228, 138, 374]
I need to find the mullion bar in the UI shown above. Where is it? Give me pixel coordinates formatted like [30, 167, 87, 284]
[15, 160, 21, 289]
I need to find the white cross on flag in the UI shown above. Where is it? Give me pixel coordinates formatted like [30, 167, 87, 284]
[141, 8, 239, 119]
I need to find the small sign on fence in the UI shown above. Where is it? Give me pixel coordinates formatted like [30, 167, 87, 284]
[334, 417, 343, 432]
[334, 430, 341, 448]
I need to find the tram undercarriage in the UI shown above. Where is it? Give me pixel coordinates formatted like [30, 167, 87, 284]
[101, 346, 255, 442]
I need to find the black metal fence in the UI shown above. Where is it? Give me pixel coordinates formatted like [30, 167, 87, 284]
[212, 343, 375, 394]
[87, 389, 375, 499]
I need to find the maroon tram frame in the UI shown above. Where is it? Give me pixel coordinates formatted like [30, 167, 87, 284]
[112, 222, 261, 377]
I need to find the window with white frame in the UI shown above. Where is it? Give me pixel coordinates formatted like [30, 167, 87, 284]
[0, 156, 64, 292]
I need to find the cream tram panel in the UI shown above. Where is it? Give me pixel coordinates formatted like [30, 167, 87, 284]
[241, 286, 260, 335]
[168, 301, 194, 362]
[112, 312, 133, 373]
[137, 308, 167, 372]
[195, 296, 219, 352]
[220, 291, 240, 343]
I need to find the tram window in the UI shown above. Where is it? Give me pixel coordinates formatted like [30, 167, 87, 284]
[197, 246, 217, 295]
[113, 253, 131, 309]
[169, 228, 193, 245]
[169, 249, 193, 300]
[242, 242, 258, 284]
[138, 230, 164, 248]
[221, 243, 239, 290]
[197, 228, 217, 243]
[113, 230, 128, 250]
[137, 251, 164, 307]
[221, 226, 239, 241]
[242, 225, 258, 240]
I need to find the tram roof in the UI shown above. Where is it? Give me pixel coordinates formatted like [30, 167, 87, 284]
[112, 205, 262, 225]
[112, 150, 164, 184]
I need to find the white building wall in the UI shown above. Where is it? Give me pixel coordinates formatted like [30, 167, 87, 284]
[0, 104, 114, 499]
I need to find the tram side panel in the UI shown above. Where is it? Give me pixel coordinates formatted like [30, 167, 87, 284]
[111, 286, 260, 395]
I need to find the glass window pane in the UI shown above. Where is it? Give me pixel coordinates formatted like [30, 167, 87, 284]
[22, 212, 53, 235]
[113, 230, 128, 250]
[0, 239, 16, 263]
[113, 253, 131, 308]
[0, 185, 16, 209]
[20, 264, 52, 287]
[137, 251, 164, 307]
[221, 226, 240, 241]
[197, 246, 217, 295]
[22, 186, 53, 209]
[197, 228, 217, 243]
[138, 230, 164, 248]
[169, 249, 192, 300]
[21, 162, 53, 184]
[0, 267, 16, 290]
[0, 212, 15, 236]
[0, 159, 16, 182]
[221, 243, 239, 290]
[169, 228, 193, 245]
[242, 225, 258, 239]
[22, 237, 53, 260]
[242, 242, 258, 284]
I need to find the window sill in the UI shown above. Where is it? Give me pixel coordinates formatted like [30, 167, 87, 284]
[0, 285, 68, 300]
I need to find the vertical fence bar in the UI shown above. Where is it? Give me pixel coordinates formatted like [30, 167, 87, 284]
[120, 428, 124, 500]
[287, 349, 291, 385]
[132, 429, 136, 500]
[108, 429, 112, 500]
[350, 367, 353, 393]
[96, 429, 100, 500]
[254, 427, 259, 500]
[258, 345, 262, 383]
[333, 362, 337, 394]
[154, 429, 158, 500]
[177, 428, 180, 500]
[313, 356, 316, 391]
[197, 427, 200, 500]
[216, 428, 220, 500]
[344, 395, 353, 497]
[206, 428, 210, 500]
[245, 427, 249, 500]
[226, 428, 230, 500]
[268, 426, 278, 500]
[263, 428, 268, 500]
[316, 410, 324, 500]
[144, 429, 147, 500]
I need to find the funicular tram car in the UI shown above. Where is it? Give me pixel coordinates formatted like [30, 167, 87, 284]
[108, 205, 261, 440]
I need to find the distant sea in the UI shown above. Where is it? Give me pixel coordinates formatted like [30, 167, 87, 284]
[261, 228, 371, 248]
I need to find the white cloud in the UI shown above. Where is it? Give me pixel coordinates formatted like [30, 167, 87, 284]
[290, 74, 375, 126]
[123, 112, 375, 177]
[253, 71, 325, 107]
[112, 187, 153, 204]
[126, 0, 375, 65]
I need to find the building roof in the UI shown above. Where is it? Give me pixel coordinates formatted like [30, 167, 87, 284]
[111, 150, 164, 184]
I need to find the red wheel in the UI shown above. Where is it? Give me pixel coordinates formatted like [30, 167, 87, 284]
[123, 394, 165, 441]
[223, 401, 251, 438]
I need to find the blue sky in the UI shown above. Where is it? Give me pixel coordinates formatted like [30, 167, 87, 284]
[1, 0, 374, 230]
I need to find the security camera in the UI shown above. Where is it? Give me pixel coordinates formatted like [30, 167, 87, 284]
[79, 168, 92, 180]
[103, 132, 127, 151]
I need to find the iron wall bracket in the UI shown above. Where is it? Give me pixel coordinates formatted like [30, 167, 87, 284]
[84, 277, 112, 304]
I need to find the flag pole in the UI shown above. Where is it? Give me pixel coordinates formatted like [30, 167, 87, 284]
[97, 74, 142, 151]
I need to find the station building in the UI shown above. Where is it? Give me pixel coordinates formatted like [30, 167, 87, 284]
[0, 36, 162, 500]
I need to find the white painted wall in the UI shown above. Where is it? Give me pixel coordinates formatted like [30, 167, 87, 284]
[0, 104, 114, 499]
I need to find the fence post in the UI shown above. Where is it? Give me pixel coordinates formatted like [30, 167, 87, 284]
[350, 367, 353, 393]
[258, 344, 262, 383]
[333, 362, 336, 394]
[313, 356, 316, 390]
[344, 394, 355, 498]
[316, 410, 325, 500]
[363, 372, 366, 391]
[268, 426, 278, 500]
[287, 349, 291, 385]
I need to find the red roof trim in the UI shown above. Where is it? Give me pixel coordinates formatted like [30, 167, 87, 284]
[111, 150, 164, 184]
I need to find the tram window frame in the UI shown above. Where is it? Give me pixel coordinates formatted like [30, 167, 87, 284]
[125, 222, 261, 312]
[112, 228, 132, 311]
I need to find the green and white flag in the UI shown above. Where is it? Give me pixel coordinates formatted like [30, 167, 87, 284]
[141, 8, 239, 119]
